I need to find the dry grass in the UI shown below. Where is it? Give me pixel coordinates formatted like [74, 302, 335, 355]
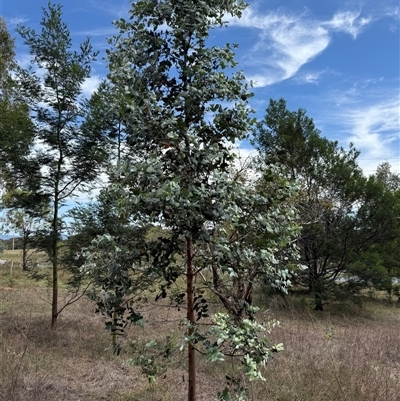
[1, 249, 24, 262]
[1, 261, 400, 401]
[252, 298, 400, 401]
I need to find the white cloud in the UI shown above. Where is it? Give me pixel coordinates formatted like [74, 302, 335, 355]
[81, 75, 102, 97]
[235, 146, 257, 163]
[248, 74, 279, 88]
[270, 21, 330, 81]
[324, 11, 372, 39]
[344, 99, 399, 153]
[229, 141, 259, 180]
[227, 5, 380, 86]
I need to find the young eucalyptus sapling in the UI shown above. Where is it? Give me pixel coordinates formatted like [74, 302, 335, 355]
[82, 1, 301, 399]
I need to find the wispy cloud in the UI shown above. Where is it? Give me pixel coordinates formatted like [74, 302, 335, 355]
[74, 27, 116, 37]
[323, 82, 400, 174]
[343, 98, 399, 157]
[230, 8, 331, 85]
[293, 68, 336, 85]
[15, 53, 32, 69]
[88, 0, 130, 19]
[5, 16, 29, 29]
[324, 11, 372, 39]
[228, 5, 395, 87]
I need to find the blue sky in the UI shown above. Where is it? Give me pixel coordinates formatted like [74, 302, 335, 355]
[1, 0, 399, 175]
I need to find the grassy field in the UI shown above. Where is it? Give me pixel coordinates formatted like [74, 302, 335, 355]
[1, 255, 400, 401]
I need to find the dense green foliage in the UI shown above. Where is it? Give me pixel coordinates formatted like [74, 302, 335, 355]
[253, 99, 399, 310]
[347, 162, 400, 300]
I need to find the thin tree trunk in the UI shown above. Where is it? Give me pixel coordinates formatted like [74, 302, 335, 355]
[51, 226, 59, 327]
[51, 185, 60, 328]
[22, 234, 28, 271]
[186, 236, 196, 401]
[51, 248, 58, 327]
[112, 309, 118, 348]
[52, 120, 63, 328]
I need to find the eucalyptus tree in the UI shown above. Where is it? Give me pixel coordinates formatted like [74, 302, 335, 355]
[15, 3, 107, 327]
[91, 1, 300, 399]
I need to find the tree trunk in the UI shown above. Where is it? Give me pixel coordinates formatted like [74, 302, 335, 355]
[51, 255, 58, 327]
[314, 276, 324, 311]
[51, 194, 59, 328]
[314, 292, 324, 311]
[112, 308, 118, 349]
[186, 236, 196, 401]
[22, 230, 29, 271]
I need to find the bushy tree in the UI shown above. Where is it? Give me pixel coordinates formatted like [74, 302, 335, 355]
[253, 99, 377, 310]
[81, 2, 300, 399]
